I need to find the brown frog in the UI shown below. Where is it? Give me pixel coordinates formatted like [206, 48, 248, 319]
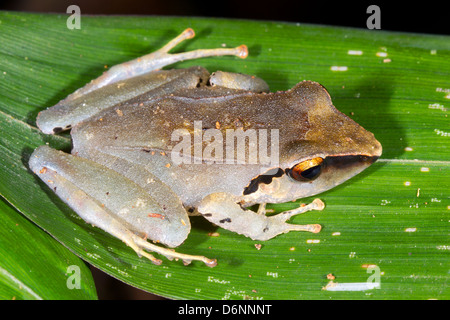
[30, 29, 382, 267]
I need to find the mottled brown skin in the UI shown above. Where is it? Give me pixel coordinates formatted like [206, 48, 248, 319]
[74, 67, 379, 162]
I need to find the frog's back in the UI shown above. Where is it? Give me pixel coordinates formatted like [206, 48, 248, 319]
[70, 80, 380, 207]
[69, 86, 301, 206]
[71, 85, 306, 156]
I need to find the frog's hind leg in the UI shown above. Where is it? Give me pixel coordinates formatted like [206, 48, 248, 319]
[198, 193, 324, 241]
[37, 28, 248, 135]
[29, 145, 217, 267]
[62, 28, 248, 101]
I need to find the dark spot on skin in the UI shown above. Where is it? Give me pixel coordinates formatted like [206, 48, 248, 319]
[53, 127, 63, 134]
[219, 217, 232, 223]
[263, 227, 269, 232]
[142, 148, 151, 153]
[202, 127, 212, 131]
[114, 136, 118, 140]
[196, 77, 205, 88]
[203, 213, 212, 217]
[106, 192, 109, 195]
[243, 168, 284, 195]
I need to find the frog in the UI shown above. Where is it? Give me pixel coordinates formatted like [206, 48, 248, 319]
[29, 28, 382, 267]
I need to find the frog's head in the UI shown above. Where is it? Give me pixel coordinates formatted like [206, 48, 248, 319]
[241, 81, 382, 205]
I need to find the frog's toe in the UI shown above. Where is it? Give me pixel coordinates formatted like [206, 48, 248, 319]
[133, 236, 217, 267]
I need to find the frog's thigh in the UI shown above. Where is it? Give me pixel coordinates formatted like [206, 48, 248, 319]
[198, 192, 323, 241]
[37, 67, 209, 135]
[29, 145, 216, 267]
[209, 71, 270, 93]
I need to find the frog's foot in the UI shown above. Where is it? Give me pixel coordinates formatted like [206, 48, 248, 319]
[29, 145, 216, 267]
[133, 237, 217, 267]
[198, 193, 324, 241]
[64, 28, 248, 100]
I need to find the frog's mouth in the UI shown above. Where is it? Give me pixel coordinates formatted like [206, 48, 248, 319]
[313, 154, 380, 176]
[243, 154, 379, 198]
[315, 154, 380, 189]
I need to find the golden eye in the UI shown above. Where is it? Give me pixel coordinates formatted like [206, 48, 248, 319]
[288, 157, 324, 182]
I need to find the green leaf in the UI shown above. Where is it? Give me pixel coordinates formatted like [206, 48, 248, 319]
[0, 11, 448, 300]
[0, 197, 97, 300]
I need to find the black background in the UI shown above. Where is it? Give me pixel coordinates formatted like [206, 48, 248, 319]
[2, 0, 449, 35]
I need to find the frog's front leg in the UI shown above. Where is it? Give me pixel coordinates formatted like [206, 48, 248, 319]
[29, 145, 216, 267]
[198, 193, 324, 241]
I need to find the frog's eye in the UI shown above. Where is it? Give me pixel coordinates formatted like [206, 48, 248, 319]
[288, 157, 324, 182]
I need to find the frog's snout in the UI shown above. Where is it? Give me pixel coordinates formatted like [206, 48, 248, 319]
[372, 138, 383, 158]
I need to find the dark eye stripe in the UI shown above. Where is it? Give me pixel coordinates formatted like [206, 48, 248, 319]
[243, 168, 284, 195]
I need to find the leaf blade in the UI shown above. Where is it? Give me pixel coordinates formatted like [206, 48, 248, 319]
[0, 12, 448, 299]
